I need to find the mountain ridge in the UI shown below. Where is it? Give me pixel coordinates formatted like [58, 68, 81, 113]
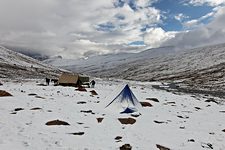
[0, 45, 64, 79]
[44, 43, 225, 92]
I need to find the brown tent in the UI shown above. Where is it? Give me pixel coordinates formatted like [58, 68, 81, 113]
[58, 73, 79, 86]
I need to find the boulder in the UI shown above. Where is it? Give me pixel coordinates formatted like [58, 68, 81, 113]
[30, 107, 42, 110]
[115, 136, 122, 140]
[77, 101, 87, 104]
[75, 87, 87, 92]
[146, 98, 159, 102]
[0, 90, 12, 97]
[45, 120, 70, 126]
[14, 108, 24, 111]
[140, 101, 152, 107]
[156, 144, 170, 150]
[69, 132, 84, 135]
[96, 118, 104, 123]
[118, 118, 136, 125]
[28, 93, 37, 96]
[120, 144, 132, 150]
[205, 98, 218, 104]
[90, 90, 98, 95]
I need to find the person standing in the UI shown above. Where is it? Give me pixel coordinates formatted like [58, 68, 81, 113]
[46, 78, 50, 86]
[90, 80, 96, 88]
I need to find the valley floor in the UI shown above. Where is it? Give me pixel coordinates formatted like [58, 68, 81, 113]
[0, 79, 225, 150]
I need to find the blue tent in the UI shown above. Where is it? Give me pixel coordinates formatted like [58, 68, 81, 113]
[120, 107, 136, 114]
[105, 84, 141, 113]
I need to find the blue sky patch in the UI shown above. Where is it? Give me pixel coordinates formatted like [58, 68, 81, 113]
[97, 22, 116, 32]
[152, 0, 214, 31]
[129, 41, 145, 46]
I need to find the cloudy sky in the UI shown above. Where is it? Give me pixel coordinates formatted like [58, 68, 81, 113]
[0, 0, 225, 59]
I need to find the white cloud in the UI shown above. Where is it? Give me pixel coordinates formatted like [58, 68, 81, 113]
[174, 13, 189, 22]
[0, 0, 162, 58]
[161, 5, 225, 49]
[183, 11, 214, 28]
[144, 28, 176, 47]
[187, 0, 225, 6]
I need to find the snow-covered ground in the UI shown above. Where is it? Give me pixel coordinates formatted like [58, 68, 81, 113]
[0, 79, 225, 150]
[0, 46, 66, 79]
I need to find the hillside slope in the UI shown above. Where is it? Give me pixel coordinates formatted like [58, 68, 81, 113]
[44, 43, 225, 92]
[0, 46, 64, 79]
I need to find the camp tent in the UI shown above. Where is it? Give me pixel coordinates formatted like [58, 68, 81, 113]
[105, 84, 142, 113]
[58, 73, 79, 86]
[78, 75, 90, 85]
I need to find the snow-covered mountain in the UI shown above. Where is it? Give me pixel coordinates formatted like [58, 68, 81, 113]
[0, 46, 64, 79]
[43, 46, 176, 75]
[44, 43, 225, 92]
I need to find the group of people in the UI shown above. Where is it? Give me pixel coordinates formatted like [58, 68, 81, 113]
[45, 77, 95, 88]
[45, 78, 58, 86]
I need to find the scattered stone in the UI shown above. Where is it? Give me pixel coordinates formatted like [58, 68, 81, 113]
[75, 87, 87, 92]
[219, 111, 225, 113]
[163, 101, 175, 105]
[30, 107, 42, 110]
[77, 101, 87, 104]
[222, 129, 225, 132]
[194, 107, 201, 110]
[177, 115, 189, 119]
[90, 90, 98, 95]
[10, 112, 17, 114]
[154, 120, 167, 124]
[188, 139, 195, 142]
[36, 83, 47, 86]
[28, 93, 37, 96]
[45, 119, 70, 126]
[205, 98, 218, 104]
[140, 101, 152, 107]
[201, 143, 213, 149]
[69, 132, 84, 136]
[77, 122, 84, 125]
[120, 144, 132, 150]
[118, 118, 136, 125]
[156, 144, 170, 150]
[80, 110, 95, 114]
[0, 82, 3, 86]
[115, 136, 122, 140]
[96, 118, 104, 123]
[131, 113, 141, 117]
[146, 98, 159, 102]
[209, 132, 215, 135]
[0, 90, 12, 97]
[14, 108, 24, 111]
[179, 126, 185, 129]
[35, 95, 45, 99]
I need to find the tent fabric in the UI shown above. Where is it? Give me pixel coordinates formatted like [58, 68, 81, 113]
[58, 73, 79, 85]
[120, 107, 136, 114]
[106, 84, 141, 113]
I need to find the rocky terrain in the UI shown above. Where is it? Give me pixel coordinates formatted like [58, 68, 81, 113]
[0, 46, 65, 79]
